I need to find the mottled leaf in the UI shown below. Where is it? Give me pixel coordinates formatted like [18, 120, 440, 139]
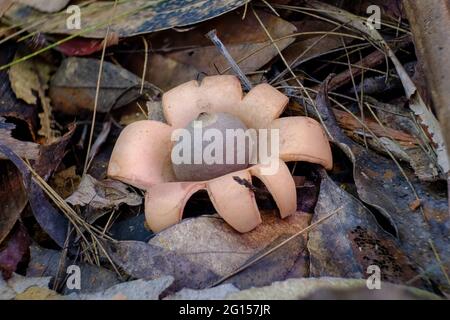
[308, 171, 425, 288]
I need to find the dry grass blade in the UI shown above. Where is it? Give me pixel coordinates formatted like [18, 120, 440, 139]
[305, 0, 449, 176]
[210, 206, 343, 287]
[251, 6, 333, 141]
[83, 0, 119, 175]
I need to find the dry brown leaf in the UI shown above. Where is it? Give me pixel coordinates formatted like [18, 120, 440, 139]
[66, 174, 142, 210]
[8, 54, 59, 142]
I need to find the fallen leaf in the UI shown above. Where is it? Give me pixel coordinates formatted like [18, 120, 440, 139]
[50, 166, 81, 199]
[315, 76, 450, 292]
[226, 277, 441, 300]
[50, 57, 145, 114]
[308, 171, 425, 287]
[66, 174, 142, 210]
[125, 53, 200, 92]
[109, 214, 153, 242]
[26, 244, 121, 294]
[166, 10, 297, 75]
[5, 0, 247, 38]
[106, 240, 218, 293]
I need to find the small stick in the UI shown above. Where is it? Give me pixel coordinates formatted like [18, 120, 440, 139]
[206, 29, 253, 91]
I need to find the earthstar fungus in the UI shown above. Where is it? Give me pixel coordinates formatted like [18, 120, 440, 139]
[108, 75, 332, 233]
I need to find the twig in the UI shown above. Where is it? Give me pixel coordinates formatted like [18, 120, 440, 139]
[205, 29, 253, 91]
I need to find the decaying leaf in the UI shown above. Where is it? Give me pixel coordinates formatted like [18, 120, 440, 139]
[106, 240, 218, 293]
[308, 171, 425, 287]
[49, 58, 145, 114]
[148, 211, 311, 290]
[50, 166, 81, 199]
[226, 277, 442, 300]
[5, 0, 247, 38]
[315, 77, 450, 292]
[66, 174, 142, 211]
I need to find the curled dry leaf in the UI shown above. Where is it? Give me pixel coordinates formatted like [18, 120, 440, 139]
[66, 174, 142, 211]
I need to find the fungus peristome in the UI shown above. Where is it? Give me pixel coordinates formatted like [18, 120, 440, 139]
[108, 75, 332, 233]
